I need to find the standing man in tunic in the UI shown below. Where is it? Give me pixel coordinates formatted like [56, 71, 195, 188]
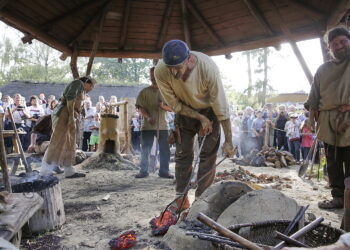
[135, 67, 173, 179]
[307, 26, 350, 209]
[40, 76, 96, 178]
[155, 40, 234, 211]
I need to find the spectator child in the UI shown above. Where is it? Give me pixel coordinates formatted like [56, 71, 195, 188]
[285, 113, 301, 161]
[252, 110, 265, 150]
[89, 113, 100, 152]
[301, 118, 313, 161]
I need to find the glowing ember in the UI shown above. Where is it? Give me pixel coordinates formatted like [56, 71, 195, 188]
[150, 211, 177, 236]
[109, 230, 137, 249]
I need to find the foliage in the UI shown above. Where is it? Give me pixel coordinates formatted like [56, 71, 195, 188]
[240, 48, 277, 107]
[0, 27, 153, 86]
[92, 58, 153, 85]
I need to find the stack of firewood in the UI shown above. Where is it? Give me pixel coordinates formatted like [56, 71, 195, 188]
[262, 147, 297, 168]
[232, 147, 297, 168]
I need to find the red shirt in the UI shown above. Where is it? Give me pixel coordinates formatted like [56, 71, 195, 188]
[301, 127, 313, 148]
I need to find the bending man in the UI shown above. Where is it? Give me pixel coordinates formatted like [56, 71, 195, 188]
[155, 40, 234, 210]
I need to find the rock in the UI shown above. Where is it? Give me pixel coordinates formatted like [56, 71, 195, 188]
[162, 222, 214, 250]
[75, 150, 87, 164]
[187, 181, 253, 221]
[217, 189, 299, 227]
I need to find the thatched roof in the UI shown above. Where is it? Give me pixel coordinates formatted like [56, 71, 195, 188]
[0, 81, 146, 104]
[0, 0, 349, 59]
[267, 92, 308, 103]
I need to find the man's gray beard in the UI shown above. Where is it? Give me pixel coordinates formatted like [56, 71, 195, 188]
[332, 48, 350, 62]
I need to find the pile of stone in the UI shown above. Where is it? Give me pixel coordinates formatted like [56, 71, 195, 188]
[233, 147, 297, 168]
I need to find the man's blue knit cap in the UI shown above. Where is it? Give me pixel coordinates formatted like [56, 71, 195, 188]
[162, 40, 190, 66]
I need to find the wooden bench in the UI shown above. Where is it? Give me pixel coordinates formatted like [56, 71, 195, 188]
[0, 193, 43, 247]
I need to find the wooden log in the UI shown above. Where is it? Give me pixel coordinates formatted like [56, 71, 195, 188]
[197, 212, 263, 250]
[0, 114, 11, 192]
[0, 193, 43, 240]
[28, 182, 66, 233]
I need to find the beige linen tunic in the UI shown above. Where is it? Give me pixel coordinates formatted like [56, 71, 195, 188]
[307, 58, 350, 146]
[135, 86, 168, 130]
[154, 51, 230, 121]
[43, 80, 85, 167]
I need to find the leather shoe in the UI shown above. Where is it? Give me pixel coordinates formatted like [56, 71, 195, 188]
[158, 173, 174, 179]
[135, 172, 149, 178]
[318, 197, 343, 209]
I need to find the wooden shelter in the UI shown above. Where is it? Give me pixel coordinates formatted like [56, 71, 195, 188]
[0, 0, 349, 80]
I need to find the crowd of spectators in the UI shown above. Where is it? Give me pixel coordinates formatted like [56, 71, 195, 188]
[0, 90, 315, 164]
[0, 92, 125, 154]
[231, 103, 315, 163]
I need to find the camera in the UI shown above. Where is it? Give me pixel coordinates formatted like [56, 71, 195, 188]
[17, 105, 25, 110]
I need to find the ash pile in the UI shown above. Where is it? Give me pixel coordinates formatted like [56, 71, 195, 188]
[232, 147, 297, 168]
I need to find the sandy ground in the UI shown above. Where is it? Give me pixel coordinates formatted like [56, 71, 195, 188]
[20, 158, 343, 250]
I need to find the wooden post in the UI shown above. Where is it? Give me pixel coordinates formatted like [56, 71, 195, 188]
[264, 122, 269, 146]
[123, 101, 129, 153]
[6, 107, 31, 173]
[70, 43, 79, 79]
[85, 0, 111, 76]
[289, 41, 313, 84]
[180, 0, 191, 48]
[270, 0, 313, 85]
[0, 114, 11, 192]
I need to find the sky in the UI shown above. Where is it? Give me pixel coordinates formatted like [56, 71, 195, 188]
[0, 21, 324, 94]
[212, 38, 324, 94]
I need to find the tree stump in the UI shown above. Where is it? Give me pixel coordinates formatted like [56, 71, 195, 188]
[76, 113, 136, 170]
[28, 182, 65, 233]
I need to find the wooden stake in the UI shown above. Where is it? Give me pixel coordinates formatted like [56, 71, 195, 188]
[197, 213, 263, 250]
[0, 114, 11, 192]
[6, 107, 31, 173]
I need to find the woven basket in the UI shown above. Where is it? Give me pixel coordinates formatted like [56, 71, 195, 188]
[215, 220, 344, 249]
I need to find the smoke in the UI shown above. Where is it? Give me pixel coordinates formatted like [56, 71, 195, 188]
[40, 160, 59, 176]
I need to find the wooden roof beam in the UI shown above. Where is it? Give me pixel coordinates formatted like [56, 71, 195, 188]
[0, 11, 71, 54]
[270, 0, 313, 84]
[157, 0, 175, 49]
[86, 1, 112, 76]
[243, 0, 274, 36]
[186, 0, 224, 46]
[0, 0, 9, 10]
[69, 3, 108, 47]
[327, 0, 350, 28]
[22, 0, 110, 44]
[180, 0, 192, 48]
[285, 0, 325, 21]
[119, 0, 131, 50]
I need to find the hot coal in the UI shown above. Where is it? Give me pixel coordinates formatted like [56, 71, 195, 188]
[150, 211, 177, 236]
[12, 172, 59, 193]
[109, 230, 137, 250]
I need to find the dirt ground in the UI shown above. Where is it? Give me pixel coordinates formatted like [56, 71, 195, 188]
[21, 158, 343, 250]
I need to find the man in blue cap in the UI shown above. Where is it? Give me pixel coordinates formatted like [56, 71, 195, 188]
[155, 40, 234, 211]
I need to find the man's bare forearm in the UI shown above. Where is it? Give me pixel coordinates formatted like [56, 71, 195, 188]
[178, 105, 204, 121]
[137, 106, 150, 119]
[220, 119, 233, 143]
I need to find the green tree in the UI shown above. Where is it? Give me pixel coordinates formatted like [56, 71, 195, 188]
[93, 58, 153, 85]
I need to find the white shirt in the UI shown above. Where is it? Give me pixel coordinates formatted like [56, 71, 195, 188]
[26, 105, 45, 127]
[83, 107, 96, 132]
